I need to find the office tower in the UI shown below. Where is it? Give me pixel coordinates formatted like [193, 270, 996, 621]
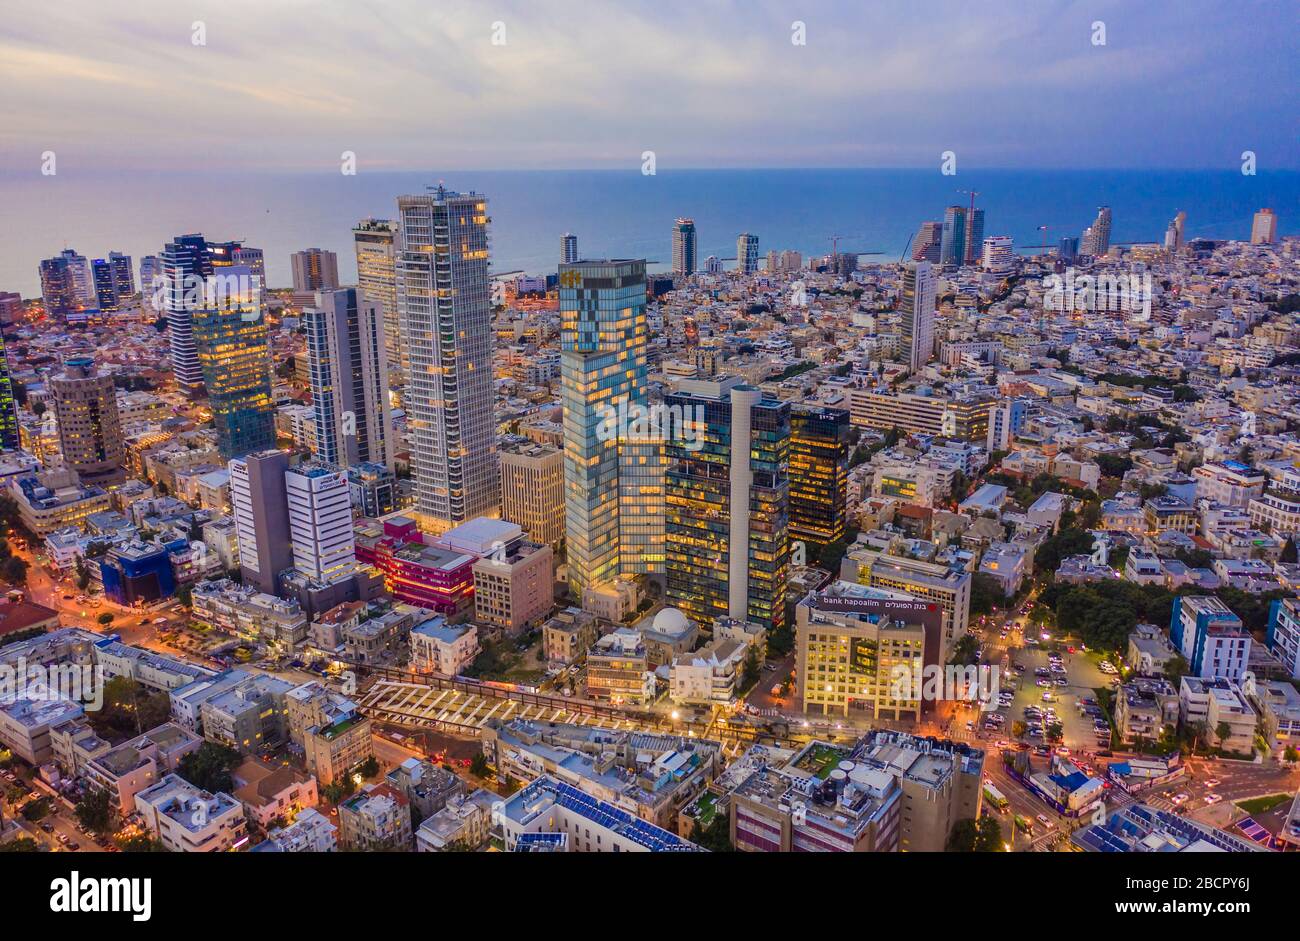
[788, 406, 850, 546]
[353, 219, 401, 383]
[395, 186, 499, 530]
[500, 440, 565, 549]
[38, 255, 79, 318]
[980, 235, 1014, 274]
[939, 206, 966, 267]
[737, 233, 759, 274]
[962, 208, 985, 265]
[1081, 206, 1112, 256]
[845, 548, 971, 663]
[911, 221, 943, 263]
[291, 248, 340, 292]
[139, 256, 160, 299]
[560, 233, 578, 264]
[1164, 211, 1186, 253]
[230, 450, 294, 595]
[49, 249, 95, 309]
[192, 267, 275, 460]
[1057, 237, 1079, 262]
[0, 333, 18, 450]
[304, 288, 395, 472]
[49, 356, 126, 486]
[286, 462, 356, 585]
[107, 251, 134, 299]
[159, 234, 213, 391]
[91, 258, 119, 311]
[899, 261, 936, 373]
[560, 258, 660, 595]
[671, 218, 697, 275]
[1252, 208, 1278, 245]
[0, 293, 20, 325]
[664, 376, 789, 632]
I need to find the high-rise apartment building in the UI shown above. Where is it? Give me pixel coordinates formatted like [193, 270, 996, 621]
[671, 218, 697, 276]
[939, 206, 966, 267]
[290, 248, 340, 293]
[0, 333, 19, 450]
[192, 267, 275, 460]
[560, 233, 578, 264]
[664, 377, 789, 632]
[899, 261, 936, 373]
[500, 440, 565, 550]
[736, 233, 759, 274]
[1251, 208, 1278, 245]
[788, 406, 850, 547]
[1164, 211, 1186, 253]
[286, 463, 356, 586]
[229, 450, 294, 595]
[91, 258, 121, 312]
[395, 187, 499, 531]
[353, 219, 401, 383]
[159, 234, 213, 391]
[911, 221, 942, 263]
[1081, 206, 1112, 256]
[304, 288, 395, 471]
[962, 208, 985, 265]
[559, 259, 659, 596]
[49, 356, 126, 486]
[38, 254, 79, 318]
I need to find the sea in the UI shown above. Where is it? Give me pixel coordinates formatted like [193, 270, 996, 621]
[2, 167, 1296, 297]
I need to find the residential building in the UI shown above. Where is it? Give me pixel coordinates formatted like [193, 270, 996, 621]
[337, 782, 412, 850]
[408, 616, 479, 676]
[671, 218, 697, 275]
[134, 773, 247, 852]
[290, 248, 339, 292]
[472, 540, 553, 635]
[353, 218, 402, 384]
[1169, 595, 1251, 681]
[585, 627, 654, 706]
[899, 261, 935, 372]
[49, 356, 126, 486]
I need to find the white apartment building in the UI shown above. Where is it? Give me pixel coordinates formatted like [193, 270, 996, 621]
[134, 773, 248, 852]
[286, 463, 356, 585]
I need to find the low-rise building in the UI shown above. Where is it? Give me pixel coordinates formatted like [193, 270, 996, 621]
[585, 628, 654, 706]
[1179, 676, 1257, 755]
[408, 616, 479, 676]
[541, 607, 600, 667]
[254, 807, 337, 852]
[230, 757, 319, 830]
[337, 782, 412, 851]
[415, 788, 499, 852]
[134, 773, 248, 852]
[669, 639, 747, 706]
[1114, 678, 1179, 743]
[82, 722, 202, 813]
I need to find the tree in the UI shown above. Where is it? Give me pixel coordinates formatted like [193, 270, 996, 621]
[1283, 538, 1299, 564]
[75, 557, 92, 591]
[88, 677, 171, 739]
[358, 756, 381, 780]
[741, 647, 761, 690]
[974, 815, 1003, 852]
[177, 741, 243, 793]
[96, 612, 115, 626]
[946, 818, 979, 852]
[1214, 721, 1232, 751]
[1011, 721, 1027, 739]
[1161, 653, 1189, 686]
[1, 556, 27, 586]
[692, 808, 735, 852]
[75, 788, 114, 834]
[949, 635, 980, 667]
[469, 752, 490, 778]
[1284, 746, 1299, 766]
[21, 797, 50, 822]
[969, 572, 1003, 616]
[1035, 528, 1096, 574]
[175, 584, 193, 607]
[0, 837, 40, 852]
[117, 835, 168, 852]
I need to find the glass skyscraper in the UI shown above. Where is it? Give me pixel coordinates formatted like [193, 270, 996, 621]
[940, 206, 966, 268]
[353, 219, 400, 385]
[789, 406, 850, 547]
[560, 258, 661, 597]
[192, 269, 275, 460]
[159, 233, 213, 392]
[664, 377, 789, 632]
[395, 187, 499, 530]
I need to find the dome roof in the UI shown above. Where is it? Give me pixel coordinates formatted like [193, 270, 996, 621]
[652, 606, 692, 636]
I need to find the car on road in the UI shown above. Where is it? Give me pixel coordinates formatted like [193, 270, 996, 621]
[1204, 778, 1220, 788]
[1204, 793, 1222, 805]
[1172, 793, 1189, 805]
[1036, 814, 1055, 829]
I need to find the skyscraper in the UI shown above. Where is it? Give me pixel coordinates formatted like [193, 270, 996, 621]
[0, 333, 18, 451]
[911, 221, 943, 263]
[962, 208, 985, 265]
[664, 377, 789, 632]
[159, 234, 213, 392]
[91, 258, 120, 311]
[38, 255, 78, 318]
[560, 233, 578, 264]
[286, 462, 356, 585]
[229, 449, 293, 595]
[192, 267, 275, 460]
[980, 236, 1014, 274]
[788, 406, 850, 547]
[737, 233, 759, 274]
[49, 356, 126, 486]
[939, 206, 966, 268]
[1081, 206, 1112, 256]
[899, 261, 936, 373]
[353, 219, 401, 383]
[109, 252, 134, 300]
[290, 248, 340, 292]
[560, 258, 659, 596]
[396, 186, 499, 531]
[1251, 208, 1278, 245]
[671, 218, 697, 276]
[1164, 211, 1186, 253]
[304, 287, 395, 471]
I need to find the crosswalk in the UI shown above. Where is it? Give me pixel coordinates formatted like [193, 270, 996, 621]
[358, 680, 750, 757]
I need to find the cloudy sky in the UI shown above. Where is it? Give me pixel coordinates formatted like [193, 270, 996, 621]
[0, 0, 1295, 173]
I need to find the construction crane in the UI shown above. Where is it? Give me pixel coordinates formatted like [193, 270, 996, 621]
[899, 231, 915, 262]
